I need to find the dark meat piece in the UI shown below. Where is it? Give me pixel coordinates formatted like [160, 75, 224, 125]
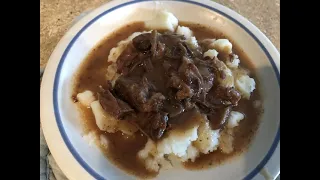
[183, 99, 195, 110]
[194, 57, 227, 80]
[218, 53, 238, 64]
[127, 58, 142, 74]
[149, 30, 167, 60]
[166, 56, 206, 100]
[158, 33, 186, 59]
[176, 84, 193, 100]
[97, 88, 119, 116]
[163, 42, 196, 59]
[211, 57, 229, 79]
[208, 106, 231, 130]
[104, 80, 113, 90]
[142, 92, 166, 112]
[194, 57, 214, 67]
[207, 86, 241, 107]
[178, 43, 188, 56]
[169, 108, 199, 127]
[150, 30, 159, 60]
[133, 112, 168, 140]
[183, 42, 203, 58]
[154, 42, 166, 59]
[199, 39, 215, 52]
[163, 40, 199, 59]
[164, 45, 184, 59]
[167, 74, 193, 100]
[132, 33, 152, 52]
[196, 101, 212, 114]
[163, 60, 173, 72]
[132, 31, 166, 61]
[114, 76, 165, 112]
[151, 30, 158, 55]
[197, 65, 214, 93]
[178, 57, 203, 97]
[163, 100, 185, 118]
[192, 65, 214, 103]
[196, 85, 239, 125]
[116, 44, 139, 75]
[143, 57, 153, 72]
[150, 112, 169, 140]
[97, 86, 134, 119]
[163, 59, 180, 75]
[116, 99, 135, 116]
[159, 32, 185, 46]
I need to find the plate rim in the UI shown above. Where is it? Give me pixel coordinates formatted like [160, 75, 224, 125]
[41, 0, 280, 179]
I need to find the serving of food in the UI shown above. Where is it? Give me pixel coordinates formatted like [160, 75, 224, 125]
[73, 10, 262, 178]
[40, 1, 280, 180]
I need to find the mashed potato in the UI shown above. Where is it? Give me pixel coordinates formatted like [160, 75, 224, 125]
[77, 90, 96, 107]
[138, 113, 222, 171]
[227, 111, 245, 128]
[137, 139, 161, 172]
[186, 36, 199, 50]
[100, 134, 109, 148]
[219, 128, 234, 154]
[201, 39, 255, 99]
[206, 39, 233, 55]
[235, 74, 256, 99]
[219, 111, 244, 154]
[176, 26, 193, 39]
[204, 49, 219, 59]
[226, 54, 240, 69]
[91, 100, 119, 133]
[145, 10, 178, 32]
[83, 131, 97, 147]
[157, 125, 199, 158]
[89, 99, 138, 135]
[193, 117, 220, 154]
[181, 145, 200, 162]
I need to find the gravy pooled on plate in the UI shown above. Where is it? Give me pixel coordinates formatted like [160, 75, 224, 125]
[73, 11, 262, 178]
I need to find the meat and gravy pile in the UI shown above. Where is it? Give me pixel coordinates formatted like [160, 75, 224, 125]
[73, 11, 262, 178]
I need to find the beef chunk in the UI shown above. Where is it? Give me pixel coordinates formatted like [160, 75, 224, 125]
[114, 77, 165, 112]
[97, 86, 134, 119]
[132, 33, 152, 52]
[207, 86, 241, 107]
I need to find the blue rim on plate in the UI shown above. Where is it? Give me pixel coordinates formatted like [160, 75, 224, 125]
[53, 0, 280, 179]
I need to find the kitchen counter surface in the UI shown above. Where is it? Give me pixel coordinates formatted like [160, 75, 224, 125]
[40, 0, 280, 68]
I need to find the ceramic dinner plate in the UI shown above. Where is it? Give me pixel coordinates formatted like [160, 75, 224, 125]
[40, 0, 280, 179]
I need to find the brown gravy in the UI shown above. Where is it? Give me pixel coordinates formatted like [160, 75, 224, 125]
[73, 22, 262, 178]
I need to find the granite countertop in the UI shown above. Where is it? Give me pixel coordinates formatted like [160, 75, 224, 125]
[40, 0, 279, 68]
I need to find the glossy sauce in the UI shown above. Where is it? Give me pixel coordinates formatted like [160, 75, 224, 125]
[73, 22, 262, 178]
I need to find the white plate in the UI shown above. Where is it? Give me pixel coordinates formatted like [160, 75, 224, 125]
[40, 0, 280, 179]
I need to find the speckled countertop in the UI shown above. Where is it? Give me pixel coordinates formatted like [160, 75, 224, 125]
[40, 0, 280, 179]
[40, 0, 280, 68]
